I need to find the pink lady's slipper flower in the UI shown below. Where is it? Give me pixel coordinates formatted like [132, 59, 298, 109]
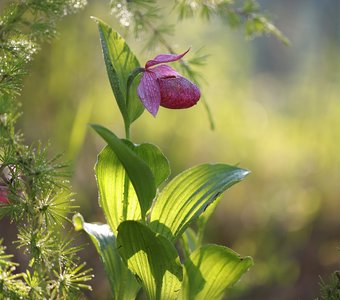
[0, 185, 9, 204]
[137, 49, 200, 116]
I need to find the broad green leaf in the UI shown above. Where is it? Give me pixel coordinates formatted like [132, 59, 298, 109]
[196, 192, 224, 232]
[94, 17, 144, 125]
[133, 142, 170, 187]
[73, 214, 140, 300]
[150, 164, 249, 241]
[180, 244, 253, 300]
[91, 124, 156, 219]
[96, 142, 169, 233]
[181, 228, 200, 258]
[117, 221, 182, 300]
[95, 145, 141, 234]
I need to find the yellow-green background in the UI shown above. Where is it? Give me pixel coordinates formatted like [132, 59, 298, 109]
[7, 1, 340, 299]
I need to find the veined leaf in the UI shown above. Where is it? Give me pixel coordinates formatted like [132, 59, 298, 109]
[181, 228, 200, 258]
[150, 164, 249, 241]
[95, 145, 141, 234]
[117, 221, 182, 300]
[196, 192, 223, 232]
[133, 142, 170, 188]
[180, 244, 253, 300]
[94, 17, 144, 125]
[91, 124, 156, 219]
[95, 142, 170, 233]
[73, 214, 140, 300]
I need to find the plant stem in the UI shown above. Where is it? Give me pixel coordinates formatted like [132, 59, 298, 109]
[125, 67, 144, 140]
[125, 122, 130, 140]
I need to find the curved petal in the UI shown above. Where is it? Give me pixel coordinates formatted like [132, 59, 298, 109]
[151, 64, 180, 79]
[145, 48, 190, 69]
[158, 76, 201, 109]
[137, 71, 161, 116]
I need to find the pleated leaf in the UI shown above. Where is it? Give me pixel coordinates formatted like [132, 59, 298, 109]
[91, 124, 156, 219]
[181, 228, 200, 258]
[94, 17, 144, 125]
[133, 142, 170, 188]
[150, 164, 250, 241]
[196, 192, 223, 233]
[117, 221, 183, 300]
[95, 145, 140, 234]
[95, 141, 170, 233]
[180, 244, 253, 300]
[73, 214, 140, 300]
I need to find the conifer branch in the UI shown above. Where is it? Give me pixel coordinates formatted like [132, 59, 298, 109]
[0, 1, 92, 299]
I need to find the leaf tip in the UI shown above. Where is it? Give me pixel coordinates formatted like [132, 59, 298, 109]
[90, 16, 100, 23]
[246, 255, 254, 267]
[242, 169, 251, 177]
[73, 213, 85, 231]
[239, 255, 254, 272]
[89, 123, 101, 132]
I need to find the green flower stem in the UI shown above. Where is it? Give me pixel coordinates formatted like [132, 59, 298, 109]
[125, 67, 145, 139]
[124, 122, 130, 140]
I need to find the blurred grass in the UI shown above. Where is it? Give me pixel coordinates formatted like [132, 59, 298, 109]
[15, 1, 340, 299]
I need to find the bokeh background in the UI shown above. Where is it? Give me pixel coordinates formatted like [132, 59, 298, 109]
[3, 0, 340, 299]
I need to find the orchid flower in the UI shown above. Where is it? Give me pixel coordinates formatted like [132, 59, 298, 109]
[0, 185, 8, 204]
[137, 49, 200, 116]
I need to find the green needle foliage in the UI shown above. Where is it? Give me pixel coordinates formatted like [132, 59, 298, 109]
[0, 239, 29, 299]
[0, 0, 92, 299]
[109, 0, 288, 49]
[317, 271, 340, 300]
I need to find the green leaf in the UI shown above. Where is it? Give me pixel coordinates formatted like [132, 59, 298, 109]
[95, 145, 141, 234]
[95, 142, 170, 233]
[94, 17, 144, 126]
[133, 142, 170, 187]
[73, 214, 140, 300]
[180, 244, 253, 300]
[91, 124, 156, 219]
[196, 192, 223, 231]
[150, 164, 249, 241]
[117, 221, 182, 300]
[181, 228, 200, 258]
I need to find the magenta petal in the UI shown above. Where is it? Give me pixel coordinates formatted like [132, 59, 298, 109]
[0, 186, 8, 204]
[151, 65, 179, 79]
[145, 48, 190, 69]
[137, 71, 161, 116]
[158, 76, 201, 109]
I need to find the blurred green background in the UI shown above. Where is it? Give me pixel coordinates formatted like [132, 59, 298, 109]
[6, 0, 340, 299]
